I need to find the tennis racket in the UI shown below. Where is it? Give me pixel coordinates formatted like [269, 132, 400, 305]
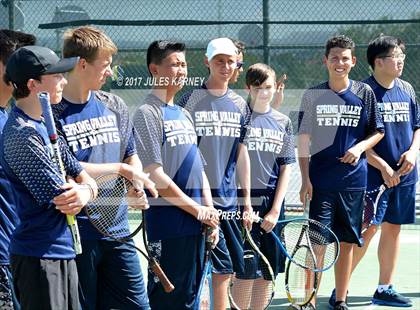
[229, 227, 275, 310]
[193, 226, 213, 310]
[261, 217, 339, 272]
[362, 184, 387, 233]
[38, 92, 82, 255]
[285, 196, 318, 306]
[85, 172, 174, 293]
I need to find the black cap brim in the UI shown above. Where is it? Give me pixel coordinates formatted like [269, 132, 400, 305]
[44, 56, 79, 75]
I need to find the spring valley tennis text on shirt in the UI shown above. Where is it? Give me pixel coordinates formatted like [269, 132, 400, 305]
[378, 101, 410, 122]
[164, 119, 197, 147]
[62, 115, 120, 152]
[316, 104, 362, 127]
[194, 111, 242, 137]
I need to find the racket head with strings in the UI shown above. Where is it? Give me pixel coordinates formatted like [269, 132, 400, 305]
[194, 227, 213, 310]
[269, 218, 339, 272]
[85, 173, 142, 240]
[362, 184, 387, 233]
[85, 173, 175, 293]
[228, 227, 275, 310]
[285, 195, 318, 306]
[285, 246, 318, 306]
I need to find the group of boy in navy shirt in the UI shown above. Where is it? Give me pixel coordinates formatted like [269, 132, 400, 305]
[0, 26, 418, 310]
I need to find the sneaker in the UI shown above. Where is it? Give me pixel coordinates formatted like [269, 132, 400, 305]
[328, 289, 348, 309]
[328, 289, 336, 308]
[372, 285, 412, 307]
[333, 301, 349, 310]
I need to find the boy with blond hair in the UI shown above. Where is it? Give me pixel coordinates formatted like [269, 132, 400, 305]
[54, 26, 155, 310]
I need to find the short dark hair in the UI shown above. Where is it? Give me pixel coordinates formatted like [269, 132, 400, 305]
[325, 35, 355, 57]
[3, 73, 41, 100]
[146, 40, 186, 75]
[0, 29, 36, 65]
[245, 63, 276, 87]
[230, 39, 245, 54]
[367, 35, 405, 69]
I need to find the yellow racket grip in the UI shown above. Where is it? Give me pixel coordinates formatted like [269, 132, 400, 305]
[66, 214, 82, 255]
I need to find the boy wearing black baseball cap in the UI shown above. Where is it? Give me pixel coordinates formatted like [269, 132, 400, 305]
[0, 45, 97, 310]
[0, 29, 35, 310]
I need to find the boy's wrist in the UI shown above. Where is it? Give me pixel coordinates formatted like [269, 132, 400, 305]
[82, 183, 96, 201]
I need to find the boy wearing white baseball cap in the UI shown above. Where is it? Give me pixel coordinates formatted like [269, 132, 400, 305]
[179, 38, 252, 310]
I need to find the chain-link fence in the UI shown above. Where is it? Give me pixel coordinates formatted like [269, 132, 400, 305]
[2, 0, 419, 207]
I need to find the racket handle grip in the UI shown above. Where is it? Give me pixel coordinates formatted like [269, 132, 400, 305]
[205, 226, 214, 250]
[150, 258, 175, 293]
[66, 215, 82, 255]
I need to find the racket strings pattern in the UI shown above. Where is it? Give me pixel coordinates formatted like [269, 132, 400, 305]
[229, 229, 275, 310]
[86, 173, 175, 293]
[197, 267, 212, 310]
[285, 247, 318, 306]
[87, 174, 142, 240]
[281, 219, 338, 271]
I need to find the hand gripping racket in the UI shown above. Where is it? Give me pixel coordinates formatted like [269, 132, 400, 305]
[362, 184, 387, 233]
[38, 92, 82, 254]
[262, 216, 339, 272]
[85, 172, 174, 293]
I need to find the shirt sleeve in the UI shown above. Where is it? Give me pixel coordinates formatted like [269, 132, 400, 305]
[298, 90, 314, 135]
[123, 125, 137, 160]
[365, 87, 385, 135]
[4, 129, 68, 207]
[239, 101, 251, 144]
[409, 87, 420, 130]
[132, 105, 163, 168]
[177, 90, 194, 112]
[278, 119, 296, 166]
[58, 136, 83, 178]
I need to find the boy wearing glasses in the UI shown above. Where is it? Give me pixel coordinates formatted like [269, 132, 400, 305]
[298, 35, 384, 310]
[228, 39, 245, 85]
[345, 35, 418, 308]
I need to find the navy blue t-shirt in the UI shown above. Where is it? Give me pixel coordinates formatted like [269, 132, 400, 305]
[178, 85, 251, 210]
[245, 108, 296, 202]
[298, 80, 384, 191]
[0, 107, 83, 259]
[53, 91, 136, 240]
[0, 108, 19, 265]
[364, 76, 420, 188]
[133, 94, 203, 241]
